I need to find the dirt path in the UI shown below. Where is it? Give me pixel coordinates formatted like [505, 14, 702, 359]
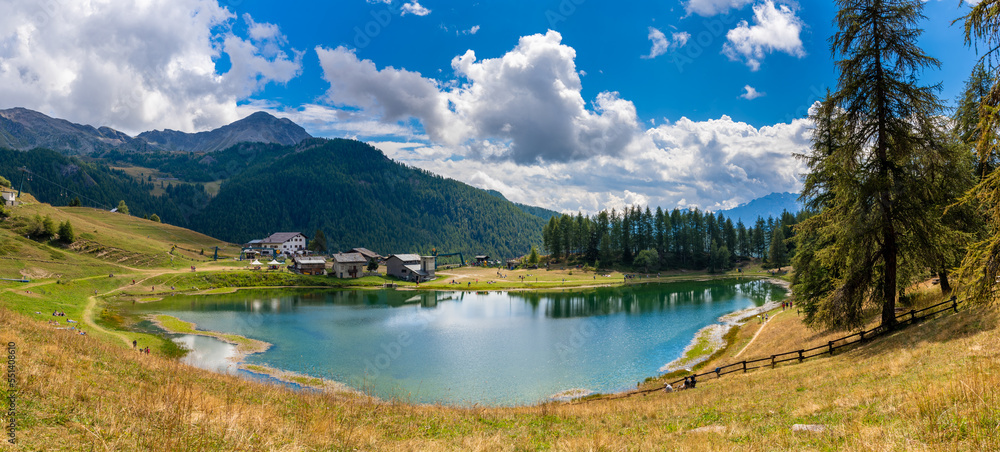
[734, 310, 784, 358]
[78, 269, 189, 347]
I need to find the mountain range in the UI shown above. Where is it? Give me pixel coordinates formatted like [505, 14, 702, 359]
[716, 192, 804, 224]
[0, 107, 803, 258]
[0, 108, 310, 155]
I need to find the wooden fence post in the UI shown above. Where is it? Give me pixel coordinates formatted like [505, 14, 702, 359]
[828, 341, 834, 356]
[910, 309, 915, 324]
[798, 350, 804, 363]
[771, 355, 776, 369]
[859, 329, 865, 343]
[952, 296, 958, 313]
[742, 361, 747, 373]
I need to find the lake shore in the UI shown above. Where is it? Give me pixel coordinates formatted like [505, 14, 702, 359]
[658, 278, 791, 374]
[149, 314, 361, 395]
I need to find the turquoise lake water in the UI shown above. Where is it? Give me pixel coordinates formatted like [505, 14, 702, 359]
[138, 278, 786, 406]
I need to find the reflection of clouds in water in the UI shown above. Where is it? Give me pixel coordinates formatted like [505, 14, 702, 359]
[381, 306, 439, 329]
[175, 335, 240, 375]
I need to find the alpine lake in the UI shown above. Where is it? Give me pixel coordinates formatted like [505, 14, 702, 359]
[135, 278, 787, 406]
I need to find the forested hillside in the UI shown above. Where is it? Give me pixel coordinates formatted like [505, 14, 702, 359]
[0, 148, 198, 225]
[1, 139, 549, 259]
[541, 206, 806, 272]
[188, 139, 546, 257]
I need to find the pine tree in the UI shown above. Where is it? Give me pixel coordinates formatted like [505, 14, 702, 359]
[43, 215, 56, 239]
[955, 1, 1000, 303]
[768, 227, 788, 269]
[799, 0, 946, 329]
[58, 220, 75, 244]
[527, 246, 540, 266]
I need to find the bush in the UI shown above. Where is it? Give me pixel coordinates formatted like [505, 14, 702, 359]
[150, 214, 161, 223]
[0, 175, 10, 188]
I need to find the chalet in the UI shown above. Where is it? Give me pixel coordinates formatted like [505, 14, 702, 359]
[385, 254, 436, 282]
[1, 189, 16, 207]
[331, 253, 367, 279]
[260, 232, 307, 255]
[349, 247, 381, 262]
[292, 256, 327, 276]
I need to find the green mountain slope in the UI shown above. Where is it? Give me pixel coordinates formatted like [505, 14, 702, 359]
[2, 139, 548, 259]
[0, 148, 197, 225]
[188, 139, 545, 258]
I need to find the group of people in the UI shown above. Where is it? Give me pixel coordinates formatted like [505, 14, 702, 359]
[132, 340, 150, 354]
[51, 310, 66, 317]
[664, 375, 697, 392]
[781, 301, 794, 310]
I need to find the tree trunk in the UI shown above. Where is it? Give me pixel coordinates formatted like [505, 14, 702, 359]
[874, 11, 897, 331]
[939, 269, 952, 294]
[882, 237, 898, 329]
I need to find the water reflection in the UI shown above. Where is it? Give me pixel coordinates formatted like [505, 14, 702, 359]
[137, 278, 786, 406]
[173, 334, 240, 374]
[150, 279, 782, 319]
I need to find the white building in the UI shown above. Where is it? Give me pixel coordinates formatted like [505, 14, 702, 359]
[260, 232, 307, 255]
[1, 189, 16, 206]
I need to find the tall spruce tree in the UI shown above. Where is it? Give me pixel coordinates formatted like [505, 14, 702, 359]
[798, 0, 946, 329]
[956, 0, 1000, 304]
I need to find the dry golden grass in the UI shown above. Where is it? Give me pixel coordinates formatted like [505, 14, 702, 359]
[2, 284, 999, 450]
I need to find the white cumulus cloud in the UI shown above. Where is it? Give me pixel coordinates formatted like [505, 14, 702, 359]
[313, 30, 809, 213]
[740, 85, 764, 100]
[317, 31, 639, 164]
[643, 28, 691, 59]
[0, 0, 303, 135]
[401, 1, 431, 16]
[723, 1, 806, 71]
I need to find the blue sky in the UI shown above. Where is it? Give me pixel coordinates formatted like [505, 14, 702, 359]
[0, 0, 983, 213]
[235, 0, 973, 128]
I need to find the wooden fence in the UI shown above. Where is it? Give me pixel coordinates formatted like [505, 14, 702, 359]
[593, 296, 962, 401]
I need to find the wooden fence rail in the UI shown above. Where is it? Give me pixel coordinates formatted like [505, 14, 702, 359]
[592, 296, 962, 401]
